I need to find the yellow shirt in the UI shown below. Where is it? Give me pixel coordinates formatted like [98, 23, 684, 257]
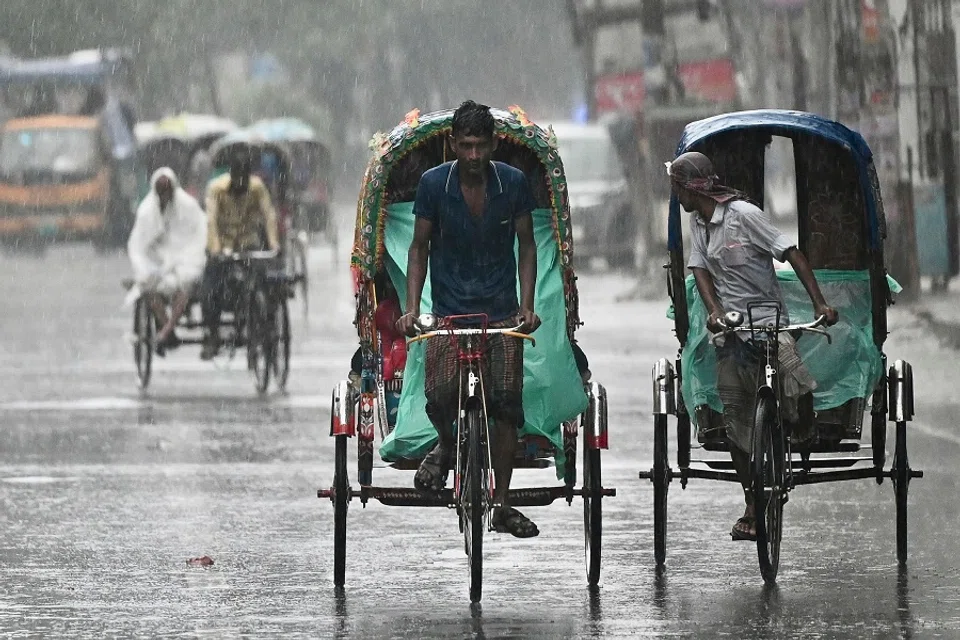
[205, 174, 279, 253]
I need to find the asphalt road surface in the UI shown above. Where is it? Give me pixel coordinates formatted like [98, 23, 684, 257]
[1, 213, 959, 638]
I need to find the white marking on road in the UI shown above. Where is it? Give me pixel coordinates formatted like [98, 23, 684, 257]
[909, 419, 960, 447]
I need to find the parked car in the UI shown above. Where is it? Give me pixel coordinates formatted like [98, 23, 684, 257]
[548, 121, 633, 268]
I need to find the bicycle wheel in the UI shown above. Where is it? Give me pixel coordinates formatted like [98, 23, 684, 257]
[289, 236, 309, 315]
[583, 445, 602, 586]
[462, 404, 484, 603]
[248, 288, 271, 394]
[272, 298, 291, 390]
[653, 413, 669, 568]
[893, 419, 909, 565]
[133, 297, 153, 390]
[752, 395, 785, 583]
[333, 433, 349, 587]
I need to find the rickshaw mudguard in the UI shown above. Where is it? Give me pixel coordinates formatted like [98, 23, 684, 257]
[669, 269, 902, 430]
[377, 203, 588, 478]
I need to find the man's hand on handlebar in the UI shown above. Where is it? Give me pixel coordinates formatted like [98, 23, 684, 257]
[706, 309, 726, 333]
[517, 308, 541, 333]
[814, 303, 839, 326]
[396, 312, 419, 338]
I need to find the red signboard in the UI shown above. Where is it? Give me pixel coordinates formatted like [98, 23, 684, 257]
[676, 58, 737, 103]
[594, 71, 646, 114]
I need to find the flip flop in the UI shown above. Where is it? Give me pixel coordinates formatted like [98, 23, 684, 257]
[413, 444, 451, 493]
[731, 516, 757, 541]
[493, 506, 540, 538]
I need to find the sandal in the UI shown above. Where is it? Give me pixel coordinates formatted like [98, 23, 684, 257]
[731, 516, 757, 541]
[493, 506, 540, 539]
[414, 444, 451, 493]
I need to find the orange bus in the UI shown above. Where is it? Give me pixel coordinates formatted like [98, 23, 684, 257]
[0, 114, 121, 249]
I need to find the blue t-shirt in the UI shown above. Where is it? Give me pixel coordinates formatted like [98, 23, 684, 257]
[413, 160, 537, 322]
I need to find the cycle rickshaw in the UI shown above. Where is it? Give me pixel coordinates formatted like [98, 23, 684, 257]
[247, 118, 336, 253]
[207, 130, 309, 312]
[640, 110, 923, 582]
[129, 248, 290, 395]
[317, 106, 615, 602]
[135, 113, 236, 197]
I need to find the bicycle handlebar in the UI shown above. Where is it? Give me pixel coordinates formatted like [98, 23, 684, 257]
[709, 315, 832, 345]
[213, 249, 279, 261]
[406, 315, 536, 348]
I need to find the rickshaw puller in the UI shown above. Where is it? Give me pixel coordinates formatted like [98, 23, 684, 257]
[127, 167, 207, 356]
[200, 152, 280, 360]
[396, 100, 542, 539]
[666, 151, 839, 542]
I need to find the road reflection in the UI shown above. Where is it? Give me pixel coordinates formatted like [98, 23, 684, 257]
[898, 566, 914, 639]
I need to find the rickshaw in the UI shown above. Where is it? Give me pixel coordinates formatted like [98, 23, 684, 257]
[207, 130, 309, 313]
[247, 118, 336, 254]
[129, 248, 289, 395]
[640, 110, 924, 583]
[135, 113, 237, 198]
[317, 106, 615, 602]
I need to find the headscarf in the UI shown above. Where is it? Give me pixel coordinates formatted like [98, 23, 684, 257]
[127, 166, 207, 284]
[664, 151, 753, 204]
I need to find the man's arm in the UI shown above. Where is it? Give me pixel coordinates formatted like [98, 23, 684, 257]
[258, 187, 280, 251]
[691, 266, 726, 331]
[205, 190, 221, 255]
[784, 248, 839, 324]
[397, 217, 432, 337]
[515, 213, 540, 332]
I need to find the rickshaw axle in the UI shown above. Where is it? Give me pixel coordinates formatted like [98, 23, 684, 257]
[317, 485, 616, 508]
[639, 465, 923, 486]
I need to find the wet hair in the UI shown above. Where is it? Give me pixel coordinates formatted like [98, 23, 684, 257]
[451, 100, 494, 139]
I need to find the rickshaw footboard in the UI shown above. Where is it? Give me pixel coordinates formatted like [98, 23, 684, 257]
[317, 485, 616, 507]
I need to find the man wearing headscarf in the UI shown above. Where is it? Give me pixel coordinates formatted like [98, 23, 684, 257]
[666, 151, 838, 542]
[127, 167, 207, 355]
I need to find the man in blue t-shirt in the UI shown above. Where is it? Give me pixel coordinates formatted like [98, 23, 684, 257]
[395, 100, 541, 538]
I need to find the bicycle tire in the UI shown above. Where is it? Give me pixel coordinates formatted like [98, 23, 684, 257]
[752, 395, 784, 583]
[273, 298, 291, 390]
[249, 288, 271, 394]
[463, 404, 484, 603]
[333, 433, 349, 587]
[653, 413, 669, 568]
[894, 420, 909, 565]
[583, 445, 602, 585]
[133, 297, 153, 390]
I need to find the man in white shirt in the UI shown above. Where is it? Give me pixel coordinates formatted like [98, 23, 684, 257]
[127, 167, 207, 355]
[667, 151, 838, 541]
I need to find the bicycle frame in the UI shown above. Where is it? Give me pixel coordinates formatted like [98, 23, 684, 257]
[441, 314, 497, 524]
[744, 301, 794, 492]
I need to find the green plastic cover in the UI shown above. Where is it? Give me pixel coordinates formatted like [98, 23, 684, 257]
[668, 270, 900, 427]
[378, 203, 588, 477]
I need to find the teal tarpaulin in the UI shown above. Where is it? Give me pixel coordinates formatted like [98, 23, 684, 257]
[668, 270, 899, 428]
[378, 203, 588, 477]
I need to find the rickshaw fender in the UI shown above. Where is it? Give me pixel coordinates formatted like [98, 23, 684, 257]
[888, 360, 914, 422]
[756, 385, 776, 405]
[330, 380, 356, 437]
[585, 381, 609, 450]
[652, 358, 676, 416]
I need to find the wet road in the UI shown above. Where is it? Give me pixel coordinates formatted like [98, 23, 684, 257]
[1, 216, 959, 638]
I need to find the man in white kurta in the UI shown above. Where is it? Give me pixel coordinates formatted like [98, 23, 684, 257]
[127, 167, 207, 354]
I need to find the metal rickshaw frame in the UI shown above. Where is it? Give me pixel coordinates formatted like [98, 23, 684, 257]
[639, 109, 924, 580]
[317, 105, 615, 600]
